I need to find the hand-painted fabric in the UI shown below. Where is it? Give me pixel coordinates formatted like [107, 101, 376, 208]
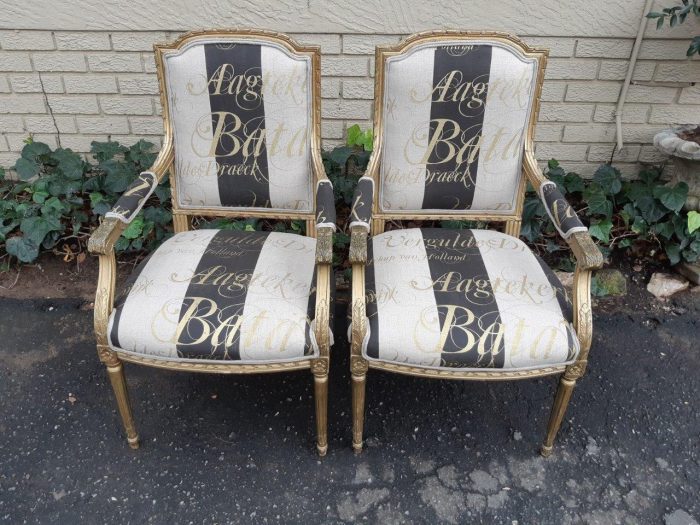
[315, 180, 336, 230]
[105, 171, 158, 223]
[350, 177, 374, 230]
[108, 229, 324, 363]
[539, 181, 587, 239]
[379, 42, 538, 214]
[162, 40, 313, 212]
[363, 228, 578, 370]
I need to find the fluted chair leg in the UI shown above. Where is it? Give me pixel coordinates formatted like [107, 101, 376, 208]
[351, 371, 367, 453]
[104, 358, 139, 449]
[540, 374, 576, 457]
[312, 361, 329, 456]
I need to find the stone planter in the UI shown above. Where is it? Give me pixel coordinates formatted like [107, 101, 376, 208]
[654, 126, 700, 211]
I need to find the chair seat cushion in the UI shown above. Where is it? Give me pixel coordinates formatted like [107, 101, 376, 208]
[109, 229, 322, 363]
[363, 228, 579, 371]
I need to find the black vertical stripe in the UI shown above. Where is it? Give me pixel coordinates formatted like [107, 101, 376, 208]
[364, 238, 379, 359]
[110, 252, 154, 349]
[304, 270, 317, 356]
[176, 230, 270, 360]
[420, 228, 505, 368]
[422, 45, 492, 210]
[534, 255, 577, 360]
[204, 43, 270, 207]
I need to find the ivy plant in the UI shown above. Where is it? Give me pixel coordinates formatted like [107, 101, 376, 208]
[647, 0, 700, 56]
[1, 138, 171, 263]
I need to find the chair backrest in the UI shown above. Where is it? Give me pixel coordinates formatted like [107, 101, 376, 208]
[155, 30, 321, 218]
[372, 31, 547, 221]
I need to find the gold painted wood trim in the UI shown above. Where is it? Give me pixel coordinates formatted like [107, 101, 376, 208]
[116, 351, 313, 374]
[368, 361, 566, 380]
[314, 263, 332, 357]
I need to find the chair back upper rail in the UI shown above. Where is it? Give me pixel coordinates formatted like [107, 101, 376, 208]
[154, 30, 323, 223]
[369, 31, 548, 228]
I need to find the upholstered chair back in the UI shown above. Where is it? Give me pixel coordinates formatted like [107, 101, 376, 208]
[377, 36, 543, 215]
[158, 35, 316, 213]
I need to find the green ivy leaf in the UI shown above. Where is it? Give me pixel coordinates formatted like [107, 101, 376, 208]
[653, 220, 675, 240]
[653, 183, 688, 212]
[589, 218, 613, 243]
[13, 158, 40, 181]
[688, 210, 700, 234]
[21, 141, 51, 160]
[564, 172, 585, 193]
[121, 216, 144, 240]
[20, 214, 63, 245]
[583, 184, 613, 217]
[52, 148, 85, 180]
[346, 124, 362, 146]
[328, 146, 355, 165]
[593, 164, 622, 195]
[360, 129, 374, 152]
[665, 243, 681, 265]
[635, 195, 667, 223]
[91, 140, 126, 162]
[32, 190, 49, 204]
[5, 236, 40, 263]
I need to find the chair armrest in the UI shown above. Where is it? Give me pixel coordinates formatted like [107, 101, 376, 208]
[315, 179, 335, 264]
[105, 171, 158, 224]
[88, 140, 174, 254]
[88, 217, 125, 255]
[348, 177, 374, 264]
[523, 149, 603, 271]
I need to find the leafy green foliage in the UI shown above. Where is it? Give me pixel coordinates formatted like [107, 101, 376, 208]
[522, 160, 700, 267]
[647, 0, 700, 56]
[2, 129, 698, 281]
[1, 138, 171, 264]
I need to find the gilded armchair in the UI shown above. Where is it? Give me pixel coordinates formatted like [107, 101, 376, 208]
[88, 30, 334, 455]
[349, 31, 603, 456]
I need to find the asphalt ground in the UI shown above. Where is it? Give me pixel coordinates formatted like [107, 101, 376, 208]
[1, 293, 698, 524]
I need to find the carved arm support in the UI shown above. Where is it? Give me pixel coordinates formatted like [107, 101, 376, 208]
[88, 139, 174, 349]
[523, 148, 601, 376]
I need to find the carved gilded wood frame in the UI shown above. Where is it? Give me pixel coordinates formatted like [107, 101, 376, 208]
[349, 31, 604, 456]
[88, 29, 332, 456]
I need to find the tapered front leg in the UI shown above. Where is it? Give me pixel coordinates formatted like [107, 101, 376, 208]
[99, 347, 139, 449]
[351, 369, 367, 453]
[540, 373, 576, 457]
[312, 359, 329, 456]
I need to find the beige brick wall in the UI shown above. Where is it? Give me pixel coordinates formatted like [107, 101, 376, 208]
[0, 28, 699, 177]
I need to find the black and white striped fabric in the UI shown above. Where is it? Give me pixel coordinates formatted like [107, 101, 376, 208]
[539, 181, 587, 239]
[105, 171, 158, 223]
[108, 230, 323, 362]
[163, 39, 313, 211]
[380, 41, 538, 214]
[363, 228, 578, 370]
[350, 176, 374, 230]
[315, 180, 336, 230]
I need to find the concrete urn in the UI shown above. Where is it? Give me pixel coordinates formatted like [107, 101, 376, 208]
[654, 125, 700, 211]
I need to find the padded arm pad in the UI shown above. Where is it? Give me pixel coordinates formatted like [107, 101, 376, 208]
[105, 171, 158, 224]
[539, 181, 587, 240]
[350, 177, 374, 231]
[315, 180, 336, 231]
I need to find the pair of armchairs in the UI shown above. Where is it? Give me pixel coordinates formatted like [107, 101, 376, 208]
[88, 29, 602, 457]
